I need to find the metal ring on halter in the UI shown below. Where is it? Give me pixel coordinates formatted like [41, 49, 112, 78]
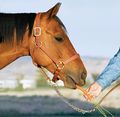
[33, 27, 41, 36]
[56, 61, 64, 70]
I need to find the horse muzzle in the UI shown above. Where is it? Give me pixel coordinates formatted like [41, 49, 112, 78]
[63, 70, 87, 89]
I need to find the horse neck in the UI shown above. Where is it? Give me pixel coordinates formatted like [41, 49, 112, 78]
[0, 37, 30, 69]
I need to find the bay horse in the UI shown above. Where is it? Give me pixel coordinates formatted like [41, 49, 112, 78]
[0, 3, 87, 89]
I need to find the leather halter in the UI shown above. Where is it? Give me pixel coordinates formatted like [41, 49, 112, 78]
[33, 13, 80, 82]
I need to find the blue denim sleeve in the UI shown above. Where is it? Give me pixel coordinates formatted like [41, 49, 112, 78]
[96, 48, 120, 90]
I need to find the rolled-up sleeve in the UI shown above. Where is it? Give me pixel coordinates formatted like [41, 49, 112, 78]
[96, 48, 120, 90]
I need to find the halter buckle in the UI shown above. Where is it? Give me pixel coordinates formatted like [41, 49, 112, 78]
[33, 27, 41, 36]
[56, 61, 64, 70]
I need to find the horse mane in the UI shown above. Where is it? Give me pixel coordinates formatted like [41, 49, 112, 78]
[0, 13, 36, 43]
[0, 13, 66, 44]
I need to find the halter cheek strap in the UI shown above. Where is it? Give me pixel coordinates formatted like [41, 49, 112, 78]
[33, 13, 80, 82]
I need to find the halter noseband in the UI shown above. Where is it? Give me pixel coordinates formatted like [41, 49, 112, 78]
[33, 13, 80, 82]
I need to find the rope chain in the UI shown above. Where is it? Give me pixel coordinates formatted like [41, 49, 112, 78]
[38, 67, 115, 116]
[48, 80, 96, 114]
[38, 67, 96, 113]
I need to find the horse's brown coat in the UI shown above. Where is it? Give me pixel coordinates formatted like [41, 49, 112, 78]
[0, 3, 87, 89]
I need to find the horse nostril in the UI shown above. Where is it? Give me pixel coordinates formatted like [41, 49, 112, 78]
[81, 71, 87, 80]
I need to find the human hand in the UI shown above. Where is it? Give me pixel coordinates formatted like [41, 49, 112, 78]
[84, 82, 102, 100]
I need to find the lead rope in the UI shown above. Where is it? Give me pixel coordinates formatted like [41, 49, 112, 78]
[38, 67, 95, 113]
[37, 66, 116, 117]
[38, 67, 115, 116]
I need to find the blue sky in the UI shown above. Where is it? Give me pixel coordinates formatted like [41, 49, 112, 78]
[0, 0, 120, 57]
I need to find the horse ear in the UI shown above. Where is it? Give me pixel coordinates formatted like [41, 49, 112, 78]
[46, 2, 61, 18]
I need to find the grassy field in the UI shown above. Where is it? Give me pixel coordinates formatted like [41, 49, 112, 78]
[0, 95, 119, 117]
[0, 87, 119, 117]
[0, 98, 119, 117]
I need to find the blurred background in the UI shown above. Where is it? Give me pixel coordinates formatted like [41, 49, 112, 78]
[0, 0, 120, 117]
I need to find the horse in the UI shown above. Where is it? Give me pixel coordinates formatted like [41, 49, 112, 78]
[0, 2, 87, 89]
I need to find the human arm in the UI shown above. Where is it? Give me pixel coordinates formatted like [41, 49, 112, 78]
[87, 48, 120, 98]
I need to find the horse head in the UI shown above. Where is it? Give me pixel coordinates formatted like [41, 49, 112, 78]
[29, 3, 87, 89]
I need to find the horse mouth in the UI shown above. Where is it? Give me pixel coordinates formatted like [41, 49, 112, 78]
[64, 75, 85, 89]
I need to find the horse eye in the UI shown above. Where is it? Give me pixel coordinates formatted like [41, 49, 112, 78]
[55, 36, 64, 42]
